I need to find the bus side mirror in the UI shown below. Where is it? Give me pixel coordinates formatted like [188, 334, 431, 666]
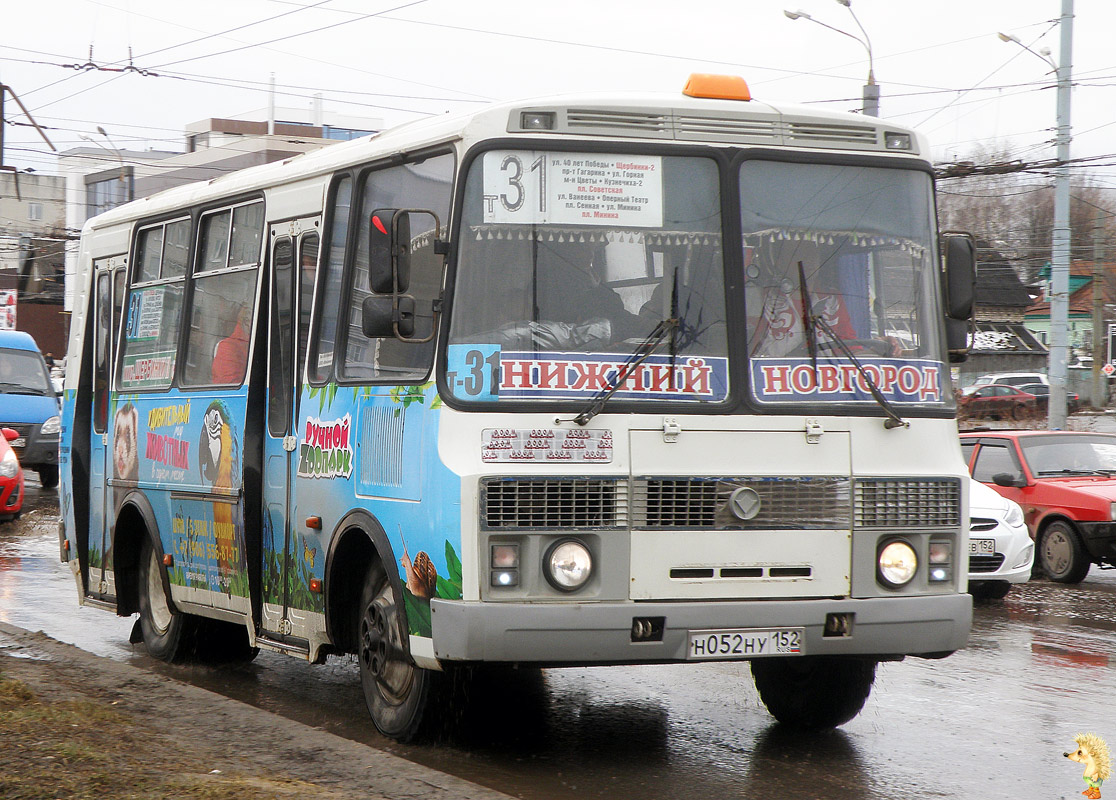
[362, 295, 415, 339]
[941, 232, 976, 363]
[368, 209, 411, 294]
[942, 233, 976, 320]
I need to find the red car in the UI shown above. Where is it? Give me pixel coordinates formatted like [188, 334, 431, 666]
[959, 431, 1116, 583]
[958, 385, 1037, 420]
[0, 427, 24, 521]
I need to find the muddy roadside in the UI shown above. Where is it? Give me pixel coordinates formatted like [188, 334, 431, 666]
[0, 622, 514, 800]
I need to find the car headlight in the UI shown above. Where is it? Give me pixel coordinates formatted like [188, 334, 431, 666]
[1004, 500, 1025, 529]
[40, 415, 61, 436]
[878, 540, 918, 587]
[1111, 502, 1116, 522]
[0, 450, 18, 479]
[543, 538, 593, 592]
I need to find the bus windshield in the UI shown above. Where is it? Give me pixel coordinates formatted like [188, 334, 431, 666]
[448, 151, 729, 405]
[741, 160, 949, 409]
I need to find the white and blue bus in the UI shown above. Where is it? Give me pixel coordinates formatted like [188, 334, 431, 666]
[60, 74, 975, 740]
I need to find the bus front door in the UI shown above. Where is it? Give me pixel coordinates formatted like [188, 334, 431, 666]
[260, 224, 320, 645]
[89, 259, 126, 601]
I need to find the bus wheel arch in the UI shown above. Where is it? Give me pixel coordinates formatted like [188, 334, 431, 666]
[111, 493, 162, 617]
[324, 511, 405, 655]
[324, 511, 435, 741]
[112, 494, 198, 662]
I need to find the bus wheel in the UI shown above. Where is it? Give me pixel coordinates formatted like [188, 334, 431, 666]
[751, 656, 876, 729]
[137, 538, 195, 662]
[357, 561, 433, 742]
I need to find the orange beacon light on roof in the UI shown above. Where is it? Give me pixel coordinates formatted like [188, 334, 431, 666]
[682, 73, 752, 101]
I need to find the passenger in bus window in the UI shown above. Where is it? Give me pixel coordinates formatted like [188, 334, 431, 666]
[211, 303, 252, 384]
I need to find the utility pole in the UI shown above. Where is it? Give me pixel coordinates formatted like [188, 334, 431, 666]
[1048, 0, 1074, 429]
[1092, 209, 1108, 408]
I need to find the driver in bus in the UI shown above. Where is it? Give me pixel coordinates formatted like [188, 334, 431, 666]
[479, 238, 647, 350]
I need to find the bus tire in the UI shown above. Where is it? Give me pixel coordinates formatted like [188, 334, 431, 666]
[751, 656, 876, 729]
[1039, 520, 1090, 583]
[137, 537, 195, 662]
[357, 560, 433, 742]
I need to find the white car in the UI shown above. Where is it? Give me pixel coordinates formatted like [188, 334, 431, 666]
[967, 479, 1034, 599]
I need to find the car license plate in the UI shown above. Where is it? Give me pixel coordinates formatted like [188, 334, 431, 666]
[11, 437, 25, 448]
[970, 538, 995, 555]
[687, 628, 803, 660]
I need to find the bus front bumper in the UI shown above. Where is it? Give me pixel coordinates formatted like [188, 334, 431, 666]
[429, 593, 972, 665]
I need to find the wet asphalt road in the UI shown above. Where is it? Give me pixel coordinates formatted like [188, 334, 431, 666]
[5, 465, 1116, 799]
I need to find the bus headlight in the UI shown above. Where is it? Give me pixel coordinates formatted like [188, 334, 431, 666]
[543, 538, 592, 592]
[878, 540, 918, 587]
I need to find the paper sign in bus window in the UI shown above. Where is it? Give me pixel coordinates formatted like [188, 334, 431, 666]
[482, 151, 663, 228]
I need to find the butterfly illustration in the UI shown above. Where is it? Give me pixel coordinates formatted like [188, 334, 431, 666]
[303, 541, 317, 568]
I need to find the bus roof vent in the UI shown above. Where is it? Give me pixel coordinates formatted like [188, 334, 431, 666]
[784, 119, 879, 149]
[564, 108, 673, 139]
[674, 114, 780, 144]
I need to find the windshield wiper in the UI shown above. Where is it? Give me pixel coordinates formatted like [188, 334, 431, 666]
[1036, 468, 1106, 476]
[571, 316, 679, 426]
[797, 261, 908, 430]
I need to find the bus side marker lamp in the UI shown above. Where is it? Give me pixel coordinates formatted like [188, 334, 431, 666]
[305, 516, 322, 530]
[309, 579, 323, 594]
[162, 553, 174, 567]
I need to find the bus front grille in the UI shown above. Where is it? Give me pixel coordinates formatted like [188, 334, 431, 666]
[480, 476, 960, 531]
[632, 476, 850, 530]
[854, 478, 961, 528]
[481, 478, 628, 530]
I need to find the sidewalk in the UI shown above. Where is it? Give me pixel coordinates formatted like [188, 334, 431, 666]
[0, 622, 514, 800]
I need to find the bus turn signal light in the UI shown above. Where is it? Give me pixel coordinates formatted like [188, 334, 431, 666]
[162, 553, 174, 567]
[309, 578, 322, 593]
[683, 73, 751, 101]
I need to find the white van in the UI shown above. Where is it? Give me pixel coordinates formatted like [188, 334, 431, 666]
[972, 372, 1049, 389]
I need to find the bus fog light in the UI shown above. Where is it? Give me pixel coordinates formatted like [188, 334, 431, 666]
[878, 540, 918, 587]
[491, 569, 519, 587]
[491, 543, 519, 569]
[543, 539, 592, 592]
[928, 541, 951, 564]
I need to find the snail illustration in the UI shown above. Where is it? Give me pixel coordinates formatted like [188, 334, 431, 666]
[401, 543, 438, 599]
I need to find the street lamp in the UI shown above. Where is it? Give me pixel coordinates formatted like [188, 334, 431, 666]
[998, 1, 1074, 428]
[784, 0, 877, 116]
[79, 127, 131, 210]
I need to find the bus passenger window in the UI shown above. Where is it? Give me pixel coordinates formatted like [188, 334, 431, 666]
[180, 201, 262, 387]
[119, 218, 189, 391]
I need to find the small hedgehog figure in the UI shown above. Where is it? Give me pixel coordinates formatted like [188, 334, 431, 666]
[1066, 733, 1111, 799]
